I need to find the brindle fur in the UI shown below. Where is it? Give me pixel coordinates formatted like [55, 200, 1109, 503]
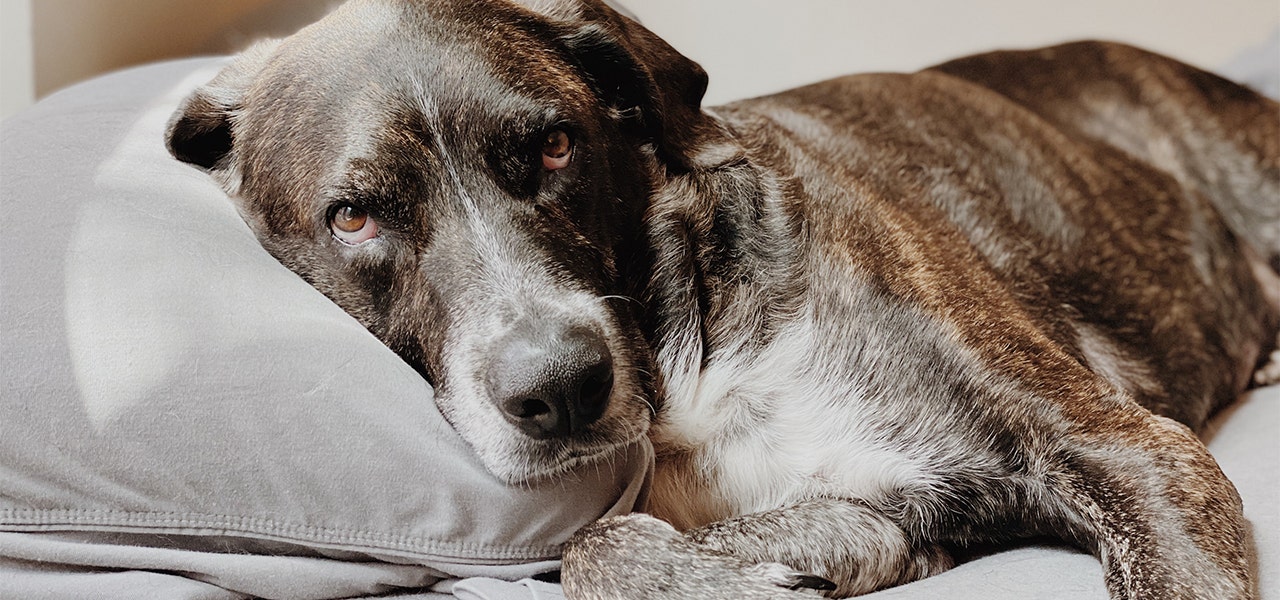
[166, 1, 1280, 598]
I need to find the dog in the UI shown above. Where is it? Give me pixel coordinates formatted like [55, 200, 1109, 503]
[165, 0, 1280, 598]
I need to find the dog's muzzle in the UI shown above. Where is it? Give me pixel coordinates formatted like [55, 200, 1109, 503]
[486, 320, 615, 439]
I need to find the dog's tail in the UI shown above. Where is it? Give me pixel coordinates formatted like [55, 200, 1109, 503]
[931, 40, 1280, 274]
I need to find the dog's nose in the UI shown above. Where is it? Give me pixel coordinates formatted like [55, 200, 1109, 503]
[487, 323, 614, 439]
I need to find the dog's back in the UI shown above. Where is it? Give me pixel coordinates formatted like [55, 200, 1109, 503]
[701, 41, 1280, 430]
[934, 41, 1280, 274]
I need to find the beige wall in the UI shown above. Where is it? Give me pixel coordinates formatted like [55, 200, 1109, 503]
[30, 0, 337, 97]
[32, 0, 267, 97]
[1, 0, 1277, 120]
[1, 0, 335, 120]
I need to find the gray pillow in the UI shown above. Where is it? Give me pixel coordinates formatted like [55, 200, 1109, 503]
[0, 57, 651, 600]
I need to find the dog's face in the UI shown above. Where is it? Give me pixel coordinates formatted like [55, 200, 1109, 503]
[166, 0, 713, 483]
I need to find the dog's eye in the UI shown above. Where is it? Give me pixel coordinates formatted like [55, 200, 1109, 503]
[541, 129, 573, 171]
[330, 204, 379, 245]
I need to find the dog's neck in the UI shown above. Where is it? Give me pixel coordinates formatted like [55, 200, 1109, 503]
[639, 120, 809, 423]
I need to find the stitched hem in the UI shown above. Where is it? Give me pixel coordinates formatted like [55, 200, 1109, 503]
[0, 508, 563, 564]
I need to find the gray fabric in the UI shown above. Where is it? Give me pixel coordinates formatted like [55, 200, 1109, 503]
[452, 578, 565, 600]
[0, 57, 651, 599]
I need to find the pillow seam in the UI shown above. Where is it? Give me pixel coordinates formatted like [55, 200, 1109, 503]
[0, 508, 562, 562]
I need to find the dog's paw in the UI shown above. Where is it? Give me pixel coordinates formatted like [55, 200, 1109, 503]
[1255, 347, 1280, 386]
[563, 513, 835, 599]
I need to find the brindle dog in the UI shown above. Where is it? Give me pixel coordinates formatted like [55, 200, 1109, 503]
[165, 0, 1280, 598]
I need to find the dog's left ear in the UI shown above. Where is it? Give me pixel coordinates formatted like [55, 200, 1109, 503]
[166, 39, 281, 171]
[553, 1, 725, 171]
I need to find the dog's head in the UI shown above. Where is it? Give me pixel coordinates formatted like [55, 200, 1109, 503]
[166, 0, 714, 483]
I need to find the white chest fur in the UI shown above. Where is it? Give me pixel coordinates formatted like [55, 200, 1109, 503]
[646, 318, 935, 531]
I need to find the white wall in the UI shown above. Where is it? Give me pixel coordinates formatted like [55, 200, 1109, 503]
[0, 0, 34, 120]
[627, 0, 1280, 105]
[1, 0, 1277, 120]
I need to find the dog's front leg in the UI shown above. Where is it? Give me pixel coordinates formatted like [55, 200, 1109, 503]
[561, 498, 950, 599]
[684, 498, 952, 596]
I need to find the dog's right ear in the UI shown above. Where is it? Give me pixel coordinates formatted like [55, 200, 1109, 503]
[166, 40, 280, 171]
[545, 1, 728, 172]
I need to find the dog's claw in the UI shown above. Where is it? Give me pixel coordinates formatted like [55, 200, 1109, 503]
[744, 562, 837, 594]
[788, 574, 838, 591]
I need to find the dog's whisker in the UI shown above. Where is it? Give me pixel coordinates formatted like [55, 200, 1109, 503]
[601, 294, 644, 307]
[632, 392, 658, 419]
